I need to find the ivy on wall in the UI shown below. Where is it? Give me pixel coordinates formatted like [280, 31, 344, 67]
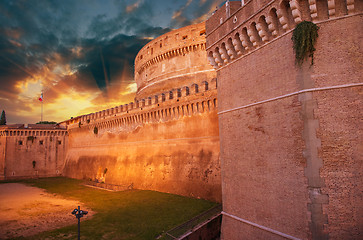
[292, 21, 319, 66]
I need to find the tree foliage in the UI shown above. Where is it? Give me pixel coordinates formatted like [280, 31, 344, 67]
[0, 110, 6, 125]
[36, 121, 57, 124]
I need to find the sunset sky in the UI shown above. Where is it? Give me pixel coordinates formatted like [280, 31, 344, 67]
[0, 0, 224, 124]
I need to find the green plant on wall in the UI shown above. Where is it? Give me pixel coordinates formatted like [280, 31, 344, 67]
[94, 126, 98, 134]
[36, 121, 57, 124]
[292, 21, 319, 66]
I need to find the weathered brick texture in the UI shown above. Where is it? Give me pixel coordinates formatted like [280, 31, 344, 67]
[207, 0, 362, 239]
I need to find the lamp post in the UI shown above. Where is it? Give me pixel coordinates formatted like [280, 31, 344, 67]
[71, 206, 88, 240]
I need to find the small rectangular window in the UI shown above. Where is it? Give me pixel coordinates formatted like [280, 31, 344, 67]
[18, 140, 23, 145]
[39, 140, 43, 145]
[182, 35, 188, 40]
[58, 140, 61, 145]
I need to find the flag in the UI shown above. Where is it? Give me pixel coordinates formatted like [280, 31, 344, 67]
[38, 93, 43, 102]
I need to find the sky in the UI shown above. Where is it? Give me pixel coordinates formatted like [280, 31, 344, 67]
[0, 0, 224, 124]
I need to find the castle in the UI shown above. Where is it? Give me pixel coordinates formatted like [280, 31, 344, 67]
[0, 22, 222, 202]
[1, 0, 362, 239]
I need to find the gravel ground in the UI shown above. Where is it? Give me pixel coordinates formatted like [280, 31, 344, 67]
[0, 183, 93, 239]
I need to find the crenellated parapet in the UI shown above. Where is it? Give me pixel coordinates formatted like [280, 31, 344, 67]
[134, 22, 216, 99]
[206, 0, 363, 69]
[0, 129, 67, 137]
[65, 78, 218, 133]
[0, 125, 67, 137]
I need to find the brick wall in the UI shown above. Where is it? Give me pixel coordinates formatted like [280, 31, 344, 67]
[207, 0, 362, 238]
[217, 33, 309, 239]
[312, 15, 363, 239]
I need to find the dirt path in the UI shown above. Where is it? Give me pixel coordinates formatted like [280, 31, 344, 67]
[0, 183, 93, 239]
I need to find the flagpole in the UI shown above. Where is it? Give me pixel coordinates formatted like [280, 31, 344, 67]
[39, 91, 43, 122]
[41, 99, 43, 122]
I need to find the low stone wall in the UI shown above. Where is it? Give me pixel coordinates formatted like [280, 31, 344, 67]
[84, 181, 133, 191]
[181, 215, 222, 240]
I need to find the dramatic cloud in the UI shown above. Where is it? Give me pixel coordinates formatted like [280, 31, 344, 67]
[171, 0, 224, 28]
[126, 0, 143, 13]
[0, 0, 223, 124]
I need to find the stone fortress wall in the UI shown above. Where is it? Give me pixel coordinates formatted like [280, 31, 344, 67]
[61, 22, 221, 202]
[0, 124, 67, 180]
[206, 0, 362, 239]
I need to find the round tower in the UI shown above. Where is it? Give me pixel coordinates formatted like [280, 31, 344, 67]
[134, 22, 216, 99]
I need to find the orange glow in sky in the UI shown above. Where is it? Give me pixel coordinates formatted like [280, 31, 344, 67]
[0, 0, 224, 124]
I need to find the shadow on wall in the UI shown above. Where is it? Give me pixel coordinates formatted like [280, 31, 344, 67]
[63, 147, 221, 201]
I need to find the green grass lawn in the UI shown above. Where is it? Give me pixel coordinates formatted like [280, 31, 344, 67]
[8, 177, 217, 240]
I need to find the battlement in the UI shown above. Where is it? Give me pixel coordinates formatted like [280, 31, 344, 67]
[0, 128, 67, 137]
[0, 124, 67, 137]
[206, 0, 362, 69]
[134, 22, 216, 99]
[65, 77, 217, 132]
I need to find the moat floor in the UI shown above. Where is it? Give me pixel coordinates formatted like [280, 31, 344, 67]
[0, 183, 93, 239]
